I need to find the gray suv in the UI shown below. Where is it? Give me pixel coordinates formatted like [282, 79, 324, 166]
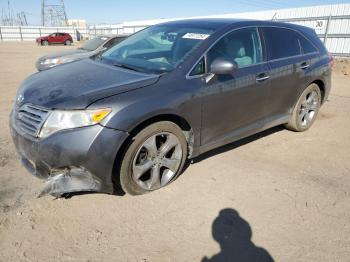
[36, 35, 127, 71]
[10, 19, 332, 196]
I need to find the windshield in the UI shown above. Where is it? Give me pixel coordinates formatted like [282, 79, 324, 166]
[80, 36, 110, 51]
[100, 25, 214, 73]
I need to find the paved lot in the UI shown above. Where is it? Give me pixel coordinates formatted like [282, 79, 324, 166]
[0, 42, 349, 262]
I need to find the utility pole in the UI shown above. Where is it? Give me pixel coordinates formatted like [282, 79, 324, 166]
[7, 0, 11, 25]
[41, 0, 44, 26]
[2, 0, 15, 26]
[41, 0, 68, 26]
[17, 12, 28, 26]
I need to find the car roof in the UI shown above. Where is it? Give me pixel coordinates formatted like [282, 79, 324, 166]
[158, 18, 313, 33]
[95, 35, 110, 39]
[157, 18, 247, 30]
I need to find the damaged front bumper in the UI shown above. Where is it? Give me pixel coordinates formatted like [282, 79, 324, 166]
[38, 168, 102, 198]
[10, 115, 128, 197]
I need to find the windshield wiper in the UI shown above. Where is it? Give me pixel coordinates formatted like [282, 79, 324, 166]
[113, 63, 140, 72]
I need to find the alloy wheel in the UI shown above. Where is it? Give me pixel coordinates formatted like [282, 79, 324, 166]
[298, 90, 320, 127]
[132, 132, 183, 191]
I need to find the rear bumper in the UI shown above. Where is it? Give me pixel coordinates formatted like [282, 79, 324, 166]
[10, 113, 128, 194]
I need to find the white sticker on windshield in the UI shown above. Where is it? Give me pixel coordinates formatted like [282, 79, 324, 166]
[101, 37, 108, 40]
[182, 33, 210, 40]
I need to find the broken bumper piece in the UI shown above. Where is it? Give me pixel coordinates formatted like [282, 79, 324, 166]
[39, 168, 102, 198]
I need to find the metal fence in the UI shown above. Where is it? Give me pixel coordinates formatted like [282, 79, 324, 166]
[0, 24, 147, 42]
[0, 26, 89, 41]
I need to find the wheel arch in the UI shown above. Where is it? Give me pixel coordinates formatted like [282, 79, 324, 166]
[311, 79, 325, 103]
[129, 114, 192, 134]
[293, 79, 326, 110]
[111, 114, 194, 192]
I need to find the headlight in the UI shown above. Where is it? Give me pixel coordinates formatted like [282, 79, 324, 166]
[39, 108, 111, 138]
[42, 57, 74, 66]
[42, 58, 58, 65]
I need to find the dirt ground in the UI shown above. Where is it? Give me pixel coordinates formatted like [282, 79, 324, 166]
[334, 57, 350, 76]
[0, 42, 349, 262]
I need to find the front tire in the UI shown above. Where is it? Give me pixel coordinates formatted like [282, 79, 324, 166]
[119, 121, 188, 195]
[285, 83, 322, 132]
[65, 40, 71, 45]
[42, 40, 49, 46]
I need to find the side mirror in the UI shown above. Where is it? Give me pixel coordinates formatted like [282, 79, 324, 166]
[210, 58, 236, 75]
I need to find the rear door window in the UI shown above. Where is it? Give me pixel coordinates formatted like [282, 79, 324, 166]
[262, 27, 302, 60]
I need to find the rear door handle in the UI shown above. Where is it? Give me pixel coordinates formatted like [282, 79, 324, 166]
[256, 73, 270, 82]
[300, 62, 310, 70]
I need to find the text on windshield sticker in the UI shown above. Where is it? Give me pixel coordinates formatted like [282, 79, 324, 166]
[182, 33, 210, 40]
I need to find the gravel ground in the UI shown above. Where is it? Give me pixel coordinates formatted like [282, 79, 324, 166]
[0, 42, 349, 262]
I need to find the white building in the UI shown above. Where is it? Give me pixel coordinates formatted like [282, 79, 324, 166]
[67, 19, 87, 28]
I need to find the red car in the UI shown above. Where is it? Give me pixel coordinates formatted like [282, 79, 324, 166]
[36, 33, 73, 46]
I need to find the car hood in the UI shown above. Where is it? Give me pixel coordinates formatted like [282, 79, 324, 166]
[18, 59, 160, 109]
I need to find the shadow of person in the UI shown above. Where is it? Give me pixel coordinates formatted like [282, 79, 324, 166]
[202, 209, 274, 262]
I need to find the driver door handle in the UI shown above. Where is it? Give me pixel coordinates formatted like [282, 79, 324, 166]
[300, 62, 310, 70]
[256, 73, 270, 82]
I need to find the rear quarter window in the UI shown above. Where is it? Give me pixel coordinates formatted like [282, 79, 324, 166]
[297, 33, 318, 54]
[262, 27, 302, 60]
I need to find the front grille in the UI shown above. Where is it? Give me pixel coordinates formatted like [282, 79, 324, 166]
[16, 104, 50, 137]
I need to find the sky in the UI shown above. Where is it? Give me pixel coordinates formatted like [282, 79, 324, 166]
[1, 0, 350, 25]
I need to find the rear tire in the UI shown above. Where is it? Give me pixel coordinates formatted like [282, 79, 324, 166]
[285, 83, 321, 132]
[119, 121, 188, 195]
[65, 40, 71, 46]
